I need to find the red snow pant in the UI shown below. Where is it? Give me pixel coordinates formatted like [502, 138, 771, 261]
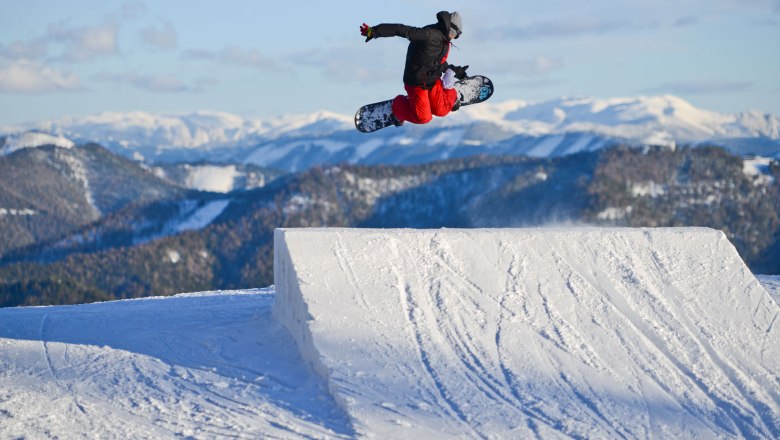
[391, 79, 458, 124]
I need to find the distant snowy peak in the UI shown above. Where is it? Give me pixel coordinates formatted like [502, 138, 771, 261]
[471, 95, 727, 124]
[263, 110, 354, 136]
[1, 131, 75, 155]
[25, 110, 269, 151]
[3, 109, 352, 151]
[462, 95, 780, 144]
[1, 96, 778, 163]
[733, 110, 780, 139]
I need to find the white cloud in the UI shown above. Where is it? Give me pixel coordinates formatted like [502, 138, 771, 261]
[292, 45, 396, 84]
[1, 17, 123, 64]
[489, 18, 631, 40]
[513, 56, 565, 77]
[673, 16, 699, 27]
[141, 21, 177, 50]
[47, 21, 119, 62]
[218, 47, 278, 70]
[94, 71, 207, 93]
[0, 59, 82, 93]
[121, 0, 146, 20]
[195, 77, 218, 89]
[181, 49, 213, 60]
[0, 39, 48, 61]
[183, 47, 278, 70]
[642, 80, 754, 95]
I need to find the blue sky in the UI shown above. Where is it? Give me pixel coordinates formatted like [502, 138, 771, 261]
[0, 0, 778, 124]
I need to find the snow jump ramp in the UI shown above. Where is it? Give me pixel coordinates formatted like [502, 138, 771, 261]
[273, 228, 780, 439]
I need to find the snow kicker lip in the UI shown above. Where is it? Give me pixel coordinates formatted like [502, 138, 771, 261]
[274, 227, 780, 438]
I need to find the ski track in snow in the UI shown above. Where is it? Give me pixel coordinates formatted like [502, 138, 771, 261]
[275, 228, 780, 439]
[2, 229, 780, 439]
[0, 289, 353, 439]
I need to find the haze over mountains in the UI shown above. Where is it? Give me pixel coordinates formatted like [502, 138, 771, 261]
[2, 95, 778, 171]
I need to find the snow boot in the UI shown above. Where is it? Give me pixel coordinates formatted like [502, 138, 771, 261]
[452, 93, 463, 112]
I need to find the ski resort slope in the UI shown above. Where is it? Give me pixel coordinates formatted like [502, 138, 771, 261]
[0, 289, 353, 439]
[1, 227, 779, 439]
[274, 228, 780, 439]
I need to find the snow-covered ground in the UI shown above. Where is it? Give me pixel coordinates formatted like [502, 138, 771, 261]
[762, 275, 780, 303]
[275, 228, 780, 438]
[169, 200, 231, 234]
[743, 157, 776, 185]
[0, 131, 74, 155]
[1, 227, 779, 439]
[0, 289, 352, 439]
[182, 164, 242, 193]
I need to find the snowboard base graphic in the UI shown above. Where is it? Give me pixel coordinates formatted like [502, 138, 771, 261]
[355, 75, 494, 133]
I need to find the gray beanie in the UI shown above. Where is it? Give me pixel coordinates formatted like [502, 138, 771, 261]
[450, 11, 462, 39]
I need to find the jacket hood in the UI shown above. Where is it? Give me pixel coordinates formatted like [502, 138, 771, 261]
[436, 11, 461, 39]
[436, 11, 452, 34]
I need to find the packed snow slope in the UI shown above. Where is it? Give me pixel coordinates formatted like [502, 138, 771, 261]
[2, 228, 779, 440]
[0, 289, 353, 439]
[274, 228, 780, 439]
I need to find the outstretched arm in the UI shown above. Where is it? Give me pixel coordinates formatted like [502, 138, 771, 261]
[360, 23, 436, 42]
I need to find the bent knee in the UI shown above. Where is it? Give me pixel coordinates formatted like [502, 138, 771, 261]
[409, 107, 433, 124]
[416, 113, 433, 124]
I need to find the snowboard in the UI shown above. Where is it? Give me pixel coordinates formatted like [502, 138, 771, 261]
[354, 75, 494, 133]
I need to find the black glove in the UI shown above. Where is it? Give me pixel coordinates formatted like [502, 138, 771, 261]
[451, 64, 469, 80]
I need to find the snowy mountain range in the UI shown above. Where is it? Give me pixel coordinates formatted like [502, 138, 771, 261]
[1, 95, 778, 171]
[3, 145, 778, 306]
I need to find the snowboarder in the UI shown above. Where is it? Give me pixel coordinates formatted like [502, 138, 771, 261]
[360, 11, 469, 127]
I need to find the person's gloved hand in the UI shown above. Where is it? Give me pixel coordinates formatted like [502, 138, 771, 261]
[360, 23, 374, 42]
[442, 69, 457, 89]
[451, 65, 469, 80]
